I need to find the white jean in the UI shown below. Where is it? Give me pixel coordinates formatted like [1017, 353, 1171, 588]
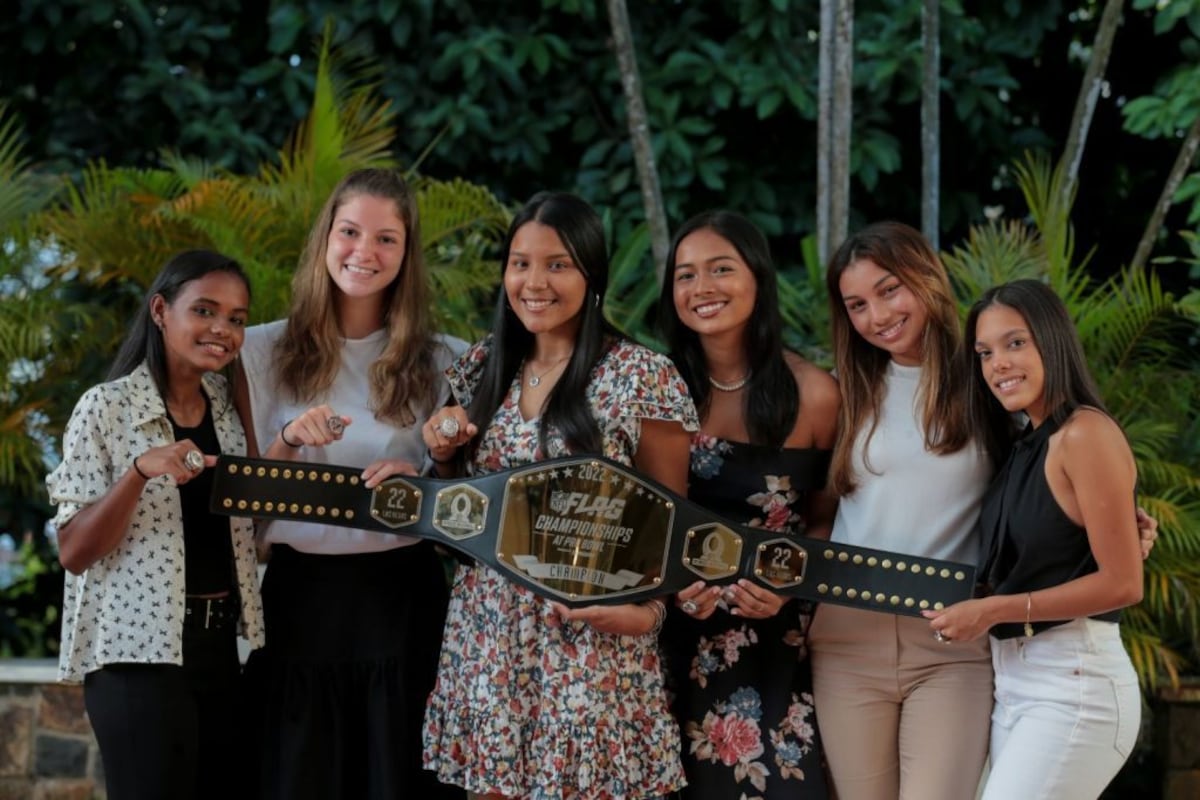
[981, 618, 1140, 800]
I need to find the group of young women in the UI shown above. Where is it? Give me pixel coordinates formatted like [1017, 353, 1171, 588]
[50, 166, 1152, 800]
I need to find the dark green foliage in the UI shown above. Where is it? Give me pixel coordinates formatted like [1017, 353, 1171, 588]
[5, 0, 1185, 272]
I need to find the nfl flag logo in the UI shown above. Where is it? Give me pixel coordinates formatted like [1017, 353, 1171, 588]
[549, 491, 570, 513]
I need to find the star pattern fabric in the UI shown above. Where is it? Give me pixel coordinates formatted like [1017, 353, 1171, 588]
[49, 363, 264, 682]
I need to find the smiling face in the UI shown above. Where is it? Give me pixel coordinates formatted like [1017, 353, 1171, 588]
[503, 221, 589, 340]
[671, 227, 757, 342]
[153, 271, 249, 379]
[974, 302, 1048, 425]
[837, 257, 930, 366]
[324, 193, 407, 301]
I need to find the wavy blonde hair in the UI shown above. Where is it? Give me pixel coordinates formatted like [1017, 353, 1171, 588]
[825, 221, 972, 496]
[274, 169, 438, 426]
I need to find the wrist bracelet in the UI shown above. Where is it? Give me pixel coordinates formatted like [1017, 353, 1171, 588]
[645, 599, 667, 636]
[1024, 591, 1034, 638]
[280, 420, 302, 448]
[428, 448, 457, 466]
[133, 456, 151, 481]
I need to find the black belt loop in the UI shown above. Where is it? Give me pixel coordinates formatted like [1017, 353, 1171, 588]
[184, 595, 238, 631]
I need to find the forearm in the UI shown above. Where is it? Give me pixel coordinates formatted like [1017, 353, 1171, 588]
[262, 423, 304, 461]
[58, 465, 147, 573]
[984, 570, 1143, 628]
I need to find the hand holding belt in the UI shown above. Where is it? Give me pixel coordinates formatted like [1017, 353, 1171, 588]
[210, 454, 975, 613]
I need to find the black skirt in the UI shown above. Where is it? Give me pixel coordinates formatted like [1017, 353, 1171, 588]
[244, 542, 462, 800]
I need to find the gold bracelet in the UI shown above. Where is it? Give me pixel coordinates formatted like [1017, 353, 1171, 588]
[1024, 592, 1034, 638]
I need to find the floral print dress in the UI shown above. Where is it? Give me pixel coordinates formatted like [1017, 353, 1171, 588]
[663, 435, 832, 800]
[422, 337, 699, 800]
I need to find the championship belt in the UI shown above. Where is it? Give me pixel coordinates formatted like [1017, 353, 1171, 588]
[210, 454, 975, 615]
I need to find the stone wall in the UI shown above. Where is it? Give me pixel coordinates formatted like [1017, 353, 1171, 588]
[0, 660, 103, 800]
[1159, 680, 1200, 800]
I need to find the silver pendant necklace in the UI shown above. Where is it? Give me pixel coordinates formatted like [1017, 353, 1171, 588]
[526, 355, 571, 387]
[708, 373, 750, 392]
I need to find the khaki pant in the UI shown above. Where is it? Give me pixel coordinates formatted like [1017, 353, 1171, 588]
[809, 603, 993, 800]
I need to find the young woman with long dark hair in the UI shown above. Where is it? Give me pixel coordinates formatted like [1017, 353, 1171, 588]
[658, 210, 839, 799]
[421, 191, 698, 799]
[51, 250, 264, 800]
[925, 279, 1142, 799]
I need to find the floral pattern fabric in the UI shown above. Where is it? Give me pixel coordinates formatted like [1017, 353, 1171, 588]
[663, 436, 832, 799]
[422, 337, 699, 800]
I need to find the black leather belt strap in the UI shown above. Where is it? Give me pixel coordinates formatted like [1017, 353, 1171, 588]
[210, 454, 975, 615]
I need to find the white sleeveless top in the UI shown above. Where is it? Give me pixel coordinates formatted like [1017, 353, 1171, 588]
[830, 361, 991, 566]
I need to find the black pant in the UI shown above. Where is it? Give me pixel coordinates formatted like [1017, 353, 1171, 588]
[83, 625, 249, 800]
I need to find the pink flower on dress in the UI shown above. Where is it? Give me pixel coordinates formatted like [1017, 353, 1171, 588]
[720, 627, 754, 665]
[710, 712, 765, 767]
[747, 475, 801, 531]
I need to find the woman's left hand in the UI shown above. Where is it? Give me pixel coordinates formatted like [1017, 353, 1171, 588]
[1136, 506, 1158, 560]
[361, 459, 418, 489]
[549, 601, 657, 636]
[725, 579, 786, 619]
[921, 597, 996, 643]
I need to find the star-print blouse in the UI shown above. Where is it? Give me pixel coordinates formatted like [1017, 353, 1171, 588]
[48, 363, 265, 682]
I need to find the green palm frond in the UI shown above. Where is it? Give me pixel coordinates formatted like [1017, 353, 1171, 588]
[419, 177, 511, 252]
[603, 221, 658, 344]
[1075, 269, 1179, 375]
[0, 408, 50, 494]
[260, 28, 397, 223]
[418, 178, 512, 342]
[1121, 620, 1187, 690]
[1012, 152, 1085, 290]
[155, 150, 226, 189]
[943, 220, 1045, 305]
[0, 105, 56, 232]
[46, 161, 209, 285]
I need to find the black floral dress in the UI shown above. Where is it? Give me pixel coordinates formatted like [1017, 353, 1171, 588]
[663, 433, 831, 800]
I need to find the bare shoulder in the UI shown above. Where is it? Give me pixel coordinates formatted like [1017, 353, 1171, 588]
[1059, 406, 1125, 447]
[1055, 407, 1134, 470]
[785, 352, 840, 448]
[785, 352, 840, 413]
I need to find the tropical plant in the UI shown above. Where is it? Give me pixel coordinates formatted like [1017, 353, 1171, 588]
[40, 33, 509, 340]
[942, 152, 1200, 690]
[0, 104, 79, 658]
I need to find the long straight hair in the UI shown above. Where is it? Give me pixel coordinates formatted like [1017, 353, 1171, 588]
[467, 191, 621, 456]
[825, 221, 972, 495]
[109, 249, 250, 397]
[274, 168, 439, 426]
[659, 210, 798, 447]
[963, 279, 1108, 467]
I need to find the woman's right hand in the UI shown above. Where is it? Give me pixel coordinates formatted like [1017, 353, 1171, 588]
[423, 406, 476, 462]
[675, 581, 724, 621]
[280, 404, 350, 449]
[134, 439, 216, 485]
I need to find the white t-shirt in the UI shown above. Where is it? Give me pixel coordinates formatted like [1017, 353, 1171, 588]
[239, 319, 466, 554]
[830, 361, 991, 566]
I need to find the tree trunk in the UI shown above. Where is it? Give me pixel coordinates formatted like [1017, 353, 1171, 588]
[829, 0, 854, 259]
[921, 0, 940, 250]
[817, 0, 835, 266]
[1059, 0, 1124, 206]
[605, 0, 670, 281]
[1131, 115, 1200, 272]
